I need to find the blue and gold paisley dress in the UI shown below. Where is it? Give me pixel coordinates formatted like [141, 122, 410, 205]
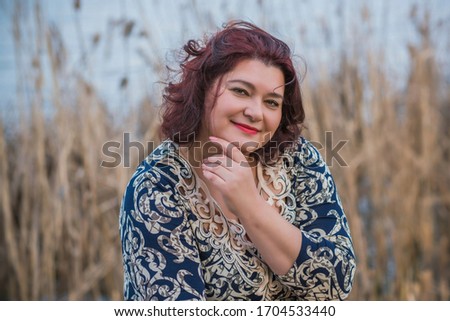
[119, 137, 356, 300]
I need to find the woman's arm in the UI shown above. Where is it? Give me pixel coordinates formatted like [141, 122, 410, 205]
[275, 138, 356, 300]
[202, 136, 356, 300]
[120, 159, 205, 301]
[202, 137, 301, 275]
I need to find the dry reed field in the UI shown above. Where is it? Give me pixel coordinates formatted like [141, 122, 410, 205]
[0, 1, 449, 300]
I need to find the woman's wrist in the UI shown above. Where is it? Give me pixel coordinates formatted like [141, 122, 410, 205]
[236, 196, 274, 227]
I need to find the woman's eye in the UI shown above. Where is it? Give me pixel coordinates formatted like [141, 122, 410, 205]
[231, 88, 248, 96]
[266, 100, 280, 108]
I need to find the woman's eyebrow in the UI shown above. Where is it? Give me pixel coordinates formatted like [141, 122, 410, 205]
[227, 79, 284, 99]
[227, 79, 255, 89]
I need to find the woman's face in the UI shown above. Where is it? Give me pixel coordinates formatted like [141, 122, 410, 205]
[201, 59, 284, 155]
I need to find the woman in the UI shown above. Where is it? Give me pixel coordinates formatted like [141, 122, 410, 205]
[120, 21, 356, 300]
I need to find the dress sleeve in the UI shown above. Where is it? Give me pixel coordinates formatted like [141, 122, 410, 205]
[119, 161, 205, 301]
[276, 138, 357, 300]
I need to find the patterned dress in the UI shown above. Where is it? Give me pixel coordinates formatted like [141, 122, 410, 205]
[119, 137, 356, 300]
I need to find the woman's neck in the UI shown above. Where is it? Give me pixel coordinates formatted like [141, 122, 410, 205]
[179, 140, 259, 180]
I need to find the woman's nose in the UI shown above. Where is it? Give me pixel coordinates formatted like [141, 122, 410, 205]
[243, 101, 263, 122]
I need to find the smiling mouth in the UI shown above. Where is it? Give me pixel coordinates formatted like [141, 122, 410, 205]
[231, 121, 260, 135]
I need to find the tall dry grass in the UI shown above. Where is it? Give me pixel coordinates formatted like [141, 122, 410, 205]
[301, 8, 450, 300]
[0, 1, 448, 300]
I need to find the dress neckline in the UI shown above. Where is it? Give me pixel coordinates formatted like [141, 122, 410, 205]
[171, 140, 289, 225]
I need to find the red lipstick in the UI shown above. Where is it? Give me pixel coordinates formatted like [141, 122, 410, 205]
[231, 121, 260, 135]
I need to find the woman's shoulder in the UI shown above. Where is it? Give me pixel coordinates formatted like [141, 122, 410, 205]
[282, 136, 327, 172]
[127, 139, 186, 190]
[143, 139, 180, 167]
[281, 137, 339, 206]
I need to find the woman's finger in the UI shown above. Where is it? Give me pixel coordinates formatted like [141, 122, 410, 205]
[204, 155, 234, 171]
[201, 161, 230, 182]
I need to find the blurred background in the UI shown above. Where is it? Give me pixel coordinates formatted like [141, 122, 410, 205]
[0, 0, 449, 300]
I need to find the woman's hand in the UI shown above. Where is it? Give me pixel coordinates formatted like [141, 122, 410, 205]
[201, 136, 261, 217]
[201, 136, 302, 275]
